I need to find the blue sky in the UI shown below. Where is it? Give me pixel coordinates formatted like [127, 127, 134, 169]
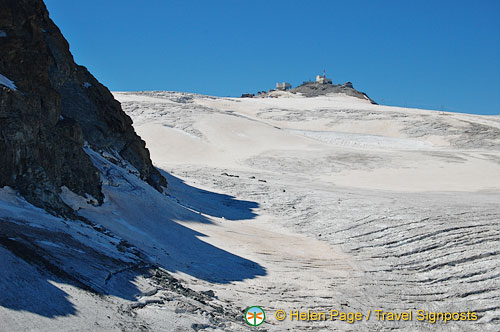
[44, 0, 499, 115]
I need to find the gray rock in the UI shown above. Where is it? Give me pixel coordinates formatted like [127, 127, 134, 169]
[0, 0, 166, 214]
[290, 81, 377, 104]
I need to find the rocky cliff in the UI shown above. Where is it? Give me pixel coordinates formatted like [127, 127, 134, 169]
[0, 0, 166, 214]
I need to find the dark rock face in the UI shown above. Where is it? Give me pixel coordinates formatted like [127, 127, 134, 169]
[0, 0, 166, 214]
[290, 81, 377, 104]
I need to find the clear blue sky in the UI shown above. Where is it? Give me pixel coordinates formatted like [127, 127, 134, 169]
[44, 0, 499, 115]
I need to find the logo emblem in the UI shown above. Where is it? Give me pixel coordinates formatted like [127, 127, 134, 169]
[245, 306, 265, 326]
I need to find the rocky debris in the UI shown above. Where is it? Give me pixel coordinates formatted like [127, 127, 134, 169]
[290, 81, 377, 103]
[0, 0, 166, 214]
[142, 268, 244, 329]
[220, 172, 239, 178]
[191, 323, 215, 331]
[240, 93, 254, 98]
[200, 290, 216, 298]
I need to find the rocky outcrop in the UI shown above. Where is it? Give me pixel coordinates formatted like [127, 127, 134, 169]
[290, 81, 377, 104]
[0, 0, 166, 214]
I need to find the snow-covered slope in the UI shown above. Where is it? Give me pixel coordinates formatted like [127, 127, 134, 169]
[0, 146, 253, 331]
[117, 91, 500, 192]
[115, 91, 500, 331]
[1, 90, 499, 331]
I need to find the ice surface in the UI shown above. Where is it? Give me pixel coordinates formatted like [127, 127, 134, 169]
[115, 91, 500, 331]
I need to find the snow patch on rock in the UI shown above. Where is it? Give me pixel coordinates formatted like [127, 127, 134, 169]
[0, 73, 17, 90]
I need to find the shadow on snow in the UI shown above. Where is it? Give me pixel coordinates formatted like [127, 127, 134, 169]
[0, 160, 265, 318]
[160, 170, 259, 221]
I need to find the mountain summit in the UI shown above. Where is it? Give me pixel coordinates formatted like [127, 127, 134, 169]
[289, 80, 376, 103]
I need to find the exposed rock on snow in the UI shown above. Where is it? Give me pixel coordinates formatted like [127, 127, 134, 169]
[290, 80, 377, 103]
